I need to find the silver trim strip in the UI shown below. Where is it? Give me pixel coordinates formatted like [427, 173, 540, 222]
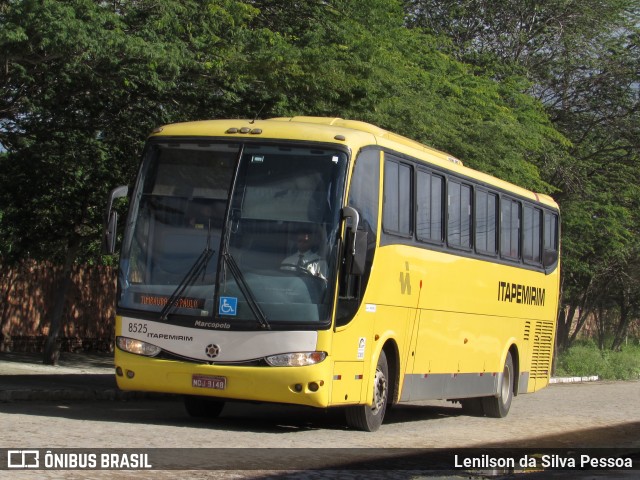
[400, 372, 500, 402]
[120, 316, 318, 362]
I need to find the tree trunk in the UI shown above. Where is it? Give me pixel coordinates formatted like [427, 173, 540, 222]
[594, 306, 607, 350]
[42, 238, 79, 365]
[556, 303, 575, 354]
[569, 305, 591, 345]
[611, 290, 632, 351]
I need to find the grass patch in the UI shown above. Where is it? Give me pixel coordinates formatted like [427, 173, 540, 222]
[555, 342, 640, 380]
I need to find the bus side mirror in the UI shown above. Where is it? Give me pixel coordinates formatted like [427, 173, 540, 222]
[103, 185, 128, 254]
[347, 229, 368, 275]
[342, 206, 367, 275]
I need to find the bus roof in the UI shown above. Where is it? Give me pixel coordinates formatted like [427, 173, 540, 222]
[151, 116, 558, 209]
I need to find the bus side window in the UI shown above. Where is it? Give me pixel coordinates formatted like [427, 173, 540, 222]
[416, 169, 444, 244]
[543, 211, 559, 268]
[382, 156, 412, 236]
[500, 197, 521, 261]
[337, 148, 380, 326]
[523, 204, 543, 265]
[447, 179, 472, 249]
[475, 189, 498, 255]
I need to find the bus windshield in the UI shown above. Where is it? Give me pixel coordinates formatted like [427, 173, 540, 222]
[118, 141, 348, 328]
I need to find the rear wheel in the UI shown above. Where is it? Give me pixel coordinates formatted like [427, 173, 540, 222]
[482, 352, 514, 418]
[345, 350, 389, 432]
[183, 395, 225, 419]
[460, 397, 485, 416]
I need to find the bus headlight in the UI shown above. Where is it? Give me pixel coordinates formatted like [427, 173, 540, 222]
[116, 336, 162, 357]
[265, 351, 327, 367]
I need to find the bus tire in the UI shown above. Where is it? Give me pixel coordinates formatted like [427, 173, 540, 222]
[460, 397, 485, 416]
[183, 395, 225, 419]
[482, 352, 514, 418]
[345, 350, 388, 432]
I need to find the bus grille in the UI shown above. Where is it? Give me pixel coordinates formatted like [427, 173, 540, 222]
[523, 321, 531, 342]
[530, 320, 554, 379]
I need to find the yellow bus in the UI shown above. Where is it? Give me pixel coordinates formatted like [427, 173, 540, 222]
[105, 116, 560, 431]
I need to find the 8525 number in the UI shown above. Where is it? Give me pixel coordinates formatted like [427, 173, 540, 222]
[128, 322, 148, 334]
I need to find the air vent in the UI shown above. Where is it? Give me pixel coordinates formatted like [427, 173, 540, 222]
[530, 321, 554, 379]
[523, 321, 531, 342]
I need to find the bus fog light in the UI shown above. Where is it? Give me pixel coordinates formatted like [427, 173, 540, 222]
[115, 366, 123, 376]
[117, 336, 161, 357]
[266, 351, 327, 367]
[308, 382, 319, 392]
[126, 370, 135, 379]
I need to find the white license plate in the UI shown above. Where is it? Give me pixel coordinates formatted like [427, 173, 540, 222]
[192, 374, 227, 390]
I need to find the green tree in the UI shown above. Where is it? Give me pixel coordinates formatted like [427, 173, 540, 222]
[0, 0, 261, 363]
[1, 0, 572, 363]
[404, 0, 640, 351]
[246, 0, 568, 191]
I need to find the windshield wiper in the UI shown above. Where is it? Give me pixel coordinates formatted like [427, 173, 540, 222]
[222, 251, 270, 330]
[216, 144, 270, 330]
[160, 224, 215, 322]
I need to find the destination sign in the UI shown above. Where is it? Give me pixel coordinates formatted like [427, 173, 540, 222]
[134, 293, 205, 310]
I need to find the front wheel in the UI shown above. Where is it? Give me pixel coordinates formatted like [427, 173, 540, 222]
[345, 350, 389, 432]
[183, 395, 225, 419]
[482, 351, 514, 418]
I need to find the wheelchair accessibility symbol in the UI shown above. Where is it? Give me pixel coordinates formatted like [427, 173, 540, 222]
[218, 296, 238, 316]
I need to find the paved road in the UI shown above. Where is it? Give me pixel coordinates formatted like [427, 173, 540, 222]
[2, 380, 639, 448]
[1, 380, 638, 479]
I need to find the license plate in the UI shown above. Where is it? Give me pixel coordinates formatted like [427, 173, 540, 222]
[192, 374, 227, 390]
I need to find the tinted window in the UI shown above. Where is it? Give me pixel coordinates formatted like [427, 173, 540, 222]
[383, 160, 398, 231]
[399, 163, 411, 233]
[448, 179, 472, 248]
[523, 204, 542, 264]
[501, 197, 521, 259]
[416, 170, 444, 243]
[476, 190, 497, 255]
[383, 157, 412, 235]
[543, 210, 559, 266]
[349, 149, 379, 239]
[339, 148, 381, 325]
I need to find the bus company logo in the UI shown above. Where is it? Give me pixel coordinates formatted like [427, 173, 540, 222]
[399, 262, 412, 295]
[498, 281, 546, 306]
[205, 344, 221, 358]
[194, 320, 231, 329]
[7, 450, 39, 469]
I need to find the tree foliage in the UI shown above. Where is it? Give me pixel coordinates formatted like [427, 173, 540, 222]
[404, 0, 640, 350]
[5, 0, 630, 360]
[0, 0, 262, 262]
[0, 0, 264, 362]
[0, 0, 568, 262]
